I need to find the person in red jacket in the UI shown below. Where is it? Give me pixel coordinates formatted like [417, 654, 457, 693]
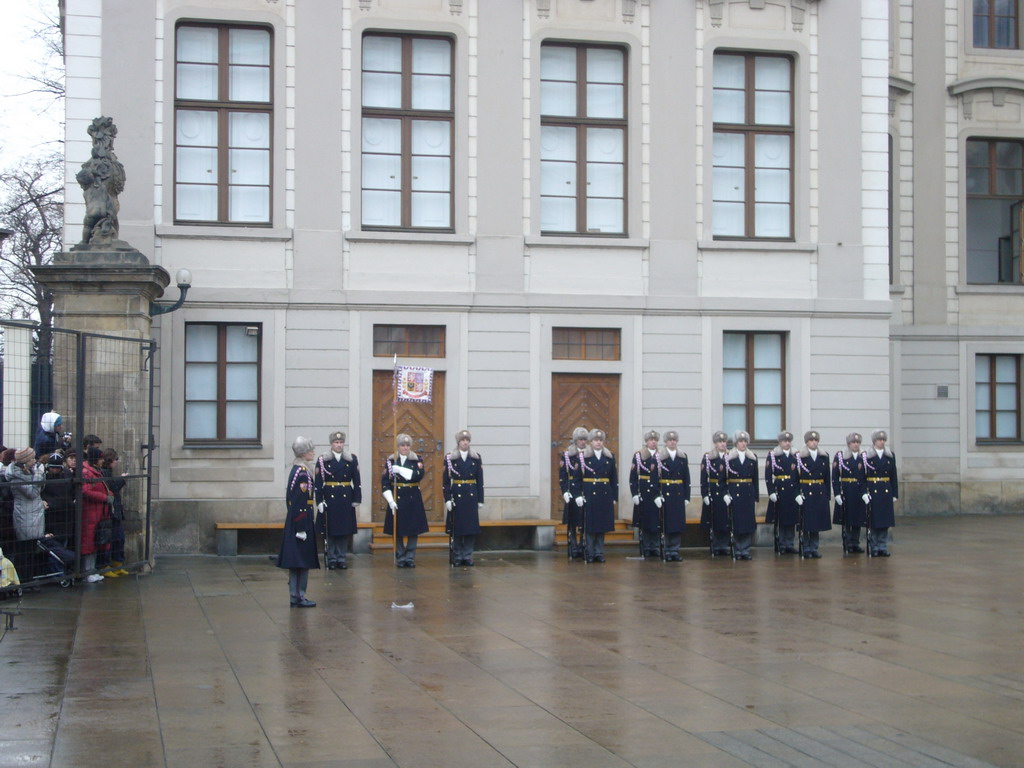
[80, 447, 111, 582]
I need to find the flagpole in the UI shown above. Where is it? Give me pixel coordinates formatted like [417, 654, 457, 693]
[392, 354, 398, 563]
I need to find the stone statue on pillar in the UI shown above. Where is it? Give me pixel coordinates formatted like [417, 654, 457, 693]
[58, 116, 148, 265]
[75, 116, 126, 248]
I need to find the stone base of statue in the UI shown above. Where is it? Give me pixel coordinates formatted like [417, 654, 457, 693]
[33, 248, 169, 339]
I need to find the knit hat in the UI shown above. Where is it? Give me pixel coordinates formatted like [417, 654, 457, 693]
[14, 447, 34, 464]
[47, 452, 65, 468]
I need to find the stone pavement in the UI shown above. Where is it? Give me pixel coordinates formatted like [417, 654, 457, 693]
[2, 516, 1023, 768]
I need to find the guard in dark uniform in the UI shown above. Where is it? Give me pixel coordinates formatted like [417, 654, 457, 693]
[580, 429, 617, 563]
[276, 436, 319, 607]
[443, 429, 483, 567]
[314, 430, 362, 570]
[381, 433, 429, 567]
[657, 430, 691, 562]
[559, 427, 589, 559]
[832, 432, 868, 553]
[700, 431, 730, 555]
[765, 430, 800, 554]
[629, 430, 663, 559]
[795, 430, 831, 558]
[724, 430, 758, 560]
[864, 429, 898, 556]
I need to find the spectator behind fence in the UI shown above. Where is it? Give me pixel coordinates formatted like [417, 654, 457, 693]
[34, 412, 63, 458]
[97, 449, 127, 576]
[8, 448, 46, 541]
[80, 447, 111, 583]
[41, 453, 75, 546]
[0, 449, 15, 557]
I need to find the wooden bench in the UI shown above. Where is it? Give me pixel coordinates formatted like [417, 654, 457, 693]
[369, 519, 561, 552]
[215, 521, 375, 556]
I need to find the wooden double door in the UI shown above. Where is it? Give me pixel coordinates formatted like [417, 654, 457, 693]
[550, 373, 620, 516]
[371, 370, 446, 522]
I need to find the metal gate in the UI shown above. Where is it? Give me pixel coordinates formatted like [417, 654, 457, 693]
[0, 320, 155, 587]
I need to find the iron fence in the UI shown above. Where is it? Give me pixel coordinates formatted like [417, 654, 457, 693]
[0, 320, 155, 588]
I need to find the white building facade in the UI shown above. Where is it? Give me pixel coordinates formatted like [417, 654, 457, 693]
[62, 0, 902, 551]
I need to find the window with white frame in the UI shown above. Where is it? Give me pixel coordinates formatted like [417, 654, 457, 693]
[712, 51, 794, 240]
[976, 354, 1021, 442]
[540, 42, 627, 235]
[185, 323, 261, 443]
[175, 23, 272, 224]
[723, 332, 785, 442]
[361, 33, 454, 230]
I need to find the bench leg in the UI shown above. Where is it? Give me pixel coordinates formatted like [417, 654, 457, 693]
[216, 529, 239, 557]
[533, 526, 555, 551]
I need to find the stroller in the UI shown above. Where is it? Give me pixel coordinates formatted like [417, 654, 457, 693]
[35, 537, 75, 588]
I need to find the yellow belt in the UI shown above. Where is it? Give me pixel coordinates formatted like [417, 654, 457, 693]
[324, 481, 352, 487]
[662, 479, 684, 484]
[727, 478, 752, 483]
[306, 500, 315, 506]
[774, 474, 791, 480]
[395, 482, 418, 488]
[800, 479, 825, 484]
[637, 475, 650, 480]
[841, 477, 860, 483]
[452, 479, 476, 485]
[867, 476, 890, 482]
[584, 478, 610, 483]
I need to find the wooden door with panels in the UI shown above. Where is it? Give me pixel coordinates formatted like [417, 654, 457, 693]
[550, 373, 620, 517]
[371, 369, 446, 522]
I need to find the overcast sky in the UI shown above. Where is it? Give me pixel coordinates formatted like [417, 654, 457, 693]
[0, 0, 64, 170]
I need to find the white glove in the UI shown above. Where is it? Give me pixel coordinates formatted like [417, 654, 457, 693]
[862, 493, 871, 504]
[723, 494, 732, 506]
[769, 493, 778, 503]
[682, 497, 689, 505]
[835, 495, 843, 506]
[296, 531, 307, 541]
[632, 495, 641, 506]
[703, 496, 711, 505]
[563, 491, 572, 504]
[382, 489, 397, 511]
[654, 497, 664, 509]
[575, 496, 584, 507]
[392, 464, 413, 480]
[445, 500, 453, 512]
[317, 502, 325, 513]
[352, 502, 359, 507]
[796, 494, 805, 506]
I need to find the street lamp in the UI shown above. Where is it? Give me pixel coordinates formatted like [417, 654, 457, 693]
[150, 268, 192, 316]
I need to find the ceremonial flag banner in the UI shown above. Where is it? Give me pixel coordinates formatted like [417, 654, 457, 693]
[395, 366, 434, 403]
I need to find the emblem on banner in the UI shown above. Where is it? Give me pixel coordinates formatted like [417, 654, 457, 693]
[395, 366, 434, 403]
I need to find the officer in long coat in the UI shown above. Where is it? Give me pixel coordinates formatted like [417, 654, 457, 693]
[724, 430, 758, 560]
[832, 432, 868, 553]
[629, 430, 663, 559]
[657, 430, 691, 562]
[795, 430, 831, 558]
[864, 429, 898, 556]
[559, 427, 589, 559]
[276, 436, 319, 607]
[381, 433, 429, 567]
[314, 430, 362, 570]
[443, 429, 483, 567]
[765, 430, 800, 554]
[700, 431, 730, 556]
[580, 428, 617, 563]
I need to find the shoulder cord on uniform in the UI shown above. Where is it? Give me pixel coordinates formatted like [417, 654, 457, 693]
[445, 452, 460, 478]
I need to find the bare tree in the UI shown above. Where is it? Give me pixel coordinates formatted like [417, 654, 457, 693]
[0, 153, 63, 356]
[20, 2, 65, 110]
